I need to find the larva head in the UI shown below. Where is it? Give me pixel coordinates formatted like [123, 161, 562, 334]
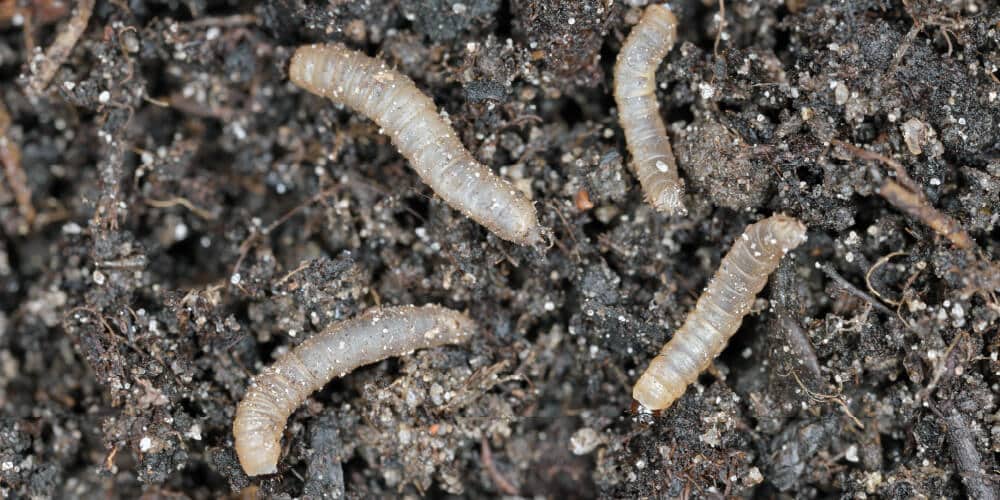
[765, 214, 808, 253]
[646, 4, 679, 37]
[430, 305, 478, 339]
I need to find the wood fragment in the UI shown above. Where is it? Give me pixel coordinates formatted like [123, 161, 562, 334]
[772, 262, 822, 386]
[574, 188, 593, 211]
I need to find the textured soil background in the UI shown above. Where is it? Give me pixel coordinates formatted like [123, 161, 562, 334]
[0, 0, 998, 498]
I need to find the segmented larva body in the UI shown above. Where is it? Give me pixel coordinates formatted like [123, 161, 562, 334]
[633, 215, 807, 410]
[233, 305, 476, 476]
[614, 4, 686, 215]
[289, 44, 543, 246]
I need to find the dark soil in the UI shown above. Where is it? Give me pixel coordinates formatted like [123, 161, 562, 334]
[1, 0, 999, 498]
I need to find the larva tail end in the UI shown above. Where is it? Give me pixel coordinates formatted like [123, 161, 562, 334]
[233, 402, 283, 476]
[632, 373, 673, 412]
[526, 225, 554, 252]
[239, 454, 279, 477]
[650, 184, 687, 217]
[234, 433, 281, 476]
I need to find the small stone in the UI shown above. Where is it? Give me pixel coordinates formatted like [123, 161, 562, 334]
[901, 118, 928, 155]
[570, 427, 602, 455]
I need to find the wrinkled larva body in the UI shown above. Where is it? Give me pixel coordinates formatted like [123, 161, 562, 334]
[614, 4, 686, 215]
[289, 44, 544, 246]
[633, 215, 807, 410]
[233, 305, 476, 476]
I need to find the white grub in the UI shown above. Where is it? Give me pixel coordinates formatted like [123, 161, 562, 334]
[288, 44, 544, 246]
[233, 305, 476, 476]
[613, 4, 686, 215]
[632, 215, 808, 410]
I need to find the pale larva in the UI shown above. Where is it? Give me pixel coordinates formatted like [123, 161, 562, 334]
[633, 214, 807, 411]
[289, 43, 544, 246]
[233, 304, 476, 476]
[614, 4, 686, 215]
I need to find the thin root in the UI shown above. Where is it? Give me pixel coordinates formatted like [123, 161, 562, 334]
[145, 196, 217, 220]
[865, 251, 909, 306]
[791, 371, 864, 430]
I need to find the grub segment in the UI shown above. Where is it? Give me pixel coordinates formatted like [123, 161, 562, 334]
[233, 304, 476, 476]
[614, 4, 686, 214]
[633, 215, 808, 410]
[289, 43, 544, 246]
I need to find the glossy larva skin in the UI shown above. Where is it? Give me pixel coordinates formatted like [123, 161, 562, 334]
[233, 305, 476, 476]
[633, 215, 807, 410]
[289, 44, 542, 246]
[614, 4, 686, 215]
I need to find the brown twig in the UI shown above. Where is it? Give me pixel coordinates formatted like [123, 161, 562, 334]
[24, 0, 95, 95]
[831, 139, 922, 194]
[790, 371, 864, 429]
[832, 140, 974, 250]
[879, 180, 974, 250]
[103, 444, 119, 471]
